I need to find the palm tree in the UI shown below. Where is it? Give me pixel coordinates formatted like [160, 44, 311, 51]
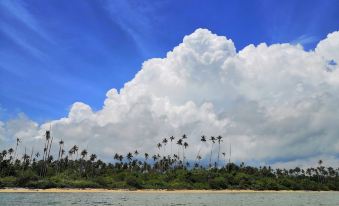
[157, 143, 162, 151]
[13, 137, 21, 161]
[58, 140, 64, 161]
[126, 152, 133, 162]
[318, 160, 323, 183]
[81, 149, 88, 160]
[127, 152, 133, 171]
[157, 143, 162, 159]
[169, 136, 175, 156]
[61, 149, 65, 159]
[114, 153, 120, 161]
[195, 135, 207, 164]
[35, 152, 40, 159]
[183, 142, 189, 167]
[176, 139, 183, 164]
[74, 145, 79, 160]
[209, 136, 216, 168]
[68, 148, 74, 160]
[90, 154, 97, 162]
[43, 131, 51, 161]
[216, 135, 223, 168]
[8, 148, 14, 161]
[162, 138, 168, 153]
[144, 153, 149, 172]
[182, 134, 187, 140]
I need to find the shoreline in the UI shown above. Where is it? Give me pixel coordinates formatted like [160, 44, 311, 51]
[0, 188, 337, 193]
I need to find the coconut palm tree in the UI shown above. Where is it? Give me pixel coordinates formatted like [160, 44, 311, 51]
[183, 142, 189, 167]
[157, 143, 162, 151]
[176, 139, 183, 164]
[216, 135, 223, 168]
[209, 136, 216, 168]
[195, 135, 206, 164]
[182, 134, 187, 140]
[8, 148, 14, 161]
[58, 140, 64, 161]
[90, 154, 97, 162]
[169, 136, 175, 156]
[162, 138, 168, 153]
[126, 152, 133, 162]
[74, 145, 79, 160]
[13, 137, 21, 161]
[81, 149, 88, 160]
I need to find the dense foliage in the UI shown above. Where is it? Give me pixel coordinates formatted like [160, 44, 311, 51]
[0, 131, 338, 190]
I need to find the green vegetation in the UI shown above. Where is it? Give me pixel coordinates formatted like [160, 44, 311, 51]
[0, 131, 338, 190]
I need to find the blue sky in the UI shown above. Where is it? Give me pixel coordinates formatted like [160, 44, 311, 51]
[1, 0, 339, 122]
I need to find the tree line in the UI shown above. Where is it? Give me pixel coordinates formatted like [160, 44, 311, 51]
[0, 130, 338, 190]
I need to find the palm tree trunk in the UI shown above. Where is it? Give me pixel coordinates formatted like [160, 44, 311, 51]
[217, 143, 220, 168]
[209, 143, 214, 168]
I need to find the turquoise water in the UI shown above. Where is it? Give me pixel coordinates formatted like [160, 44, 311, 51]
[0, 191, 339, 206]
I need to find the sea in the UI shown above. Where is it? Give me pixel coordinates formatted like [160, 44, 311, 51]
[0, 191, 338, 206]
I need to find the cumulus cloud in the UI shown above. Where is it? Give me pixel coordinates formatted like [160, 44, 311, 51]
[1, 29, 339, 167]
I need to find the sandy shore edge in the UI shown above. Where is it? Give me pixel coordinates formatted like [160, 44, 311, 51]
[0, 188, 335, 193]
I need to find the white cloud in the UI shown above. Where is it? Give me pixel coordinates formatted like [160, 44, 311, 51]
[1, 29, 339, 167]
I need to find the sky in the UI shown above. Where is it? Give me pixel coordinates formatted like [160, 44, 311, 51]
[1, 0, 339, 168]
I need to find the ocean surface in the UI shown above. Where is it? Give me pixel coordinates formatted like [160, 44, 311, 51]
[0, 191, 338, 206]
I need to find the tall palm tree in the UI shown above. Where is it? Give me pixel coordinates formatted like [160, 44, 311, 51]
[209, 136, 216, 168]
[216, 135, 223, 168]
[58, 140, 64, 161]
[157, 143, 162, 159]
[183, 142, 189, 167]
[127, 152, 133, 171]
[169, 136, 175, 156]
[71, 145, 79, 160]
[144, 153, 149, 172]
[80, 149, 88, 160]
[8, 148, 14, 161]
[162, 138, 168, 153]
[126, 152, 133, 162]
[176, 139, 183, 164]
[43, 131, 51, 161]
[13, 137, 21, 161]
[195, 135, 206, 164]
